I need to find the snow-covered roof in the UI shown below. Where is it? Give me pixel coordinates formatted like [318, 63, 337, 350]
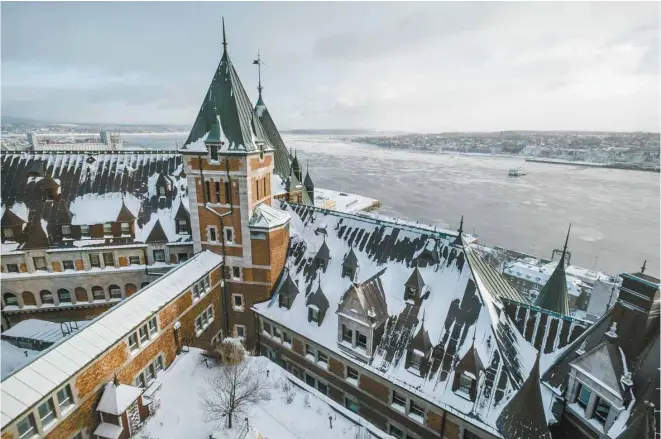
[0, 341, 40, 378]
[1, 319, 90, 344]
[0, 250, 222, 429]
[93, 422, 124, 439]
[0, 151, 191, 253]
[254, 202, 538, 432]
[249, 203, 290, 230]
[97, 381, 142, 415]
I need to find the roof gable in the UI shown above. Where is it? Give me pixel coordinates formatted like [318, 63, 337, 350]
[146, 219, 168, 243]
[97, 381, 142, 415]
[570, 340, 624, 398]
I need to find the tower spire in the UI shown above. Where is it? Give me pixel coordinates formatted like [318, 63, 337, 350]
[458, 215, 464, 234]
[222, 17, 227, 51]
[253, 50, 263, 97]
[562, 223, 571, 256]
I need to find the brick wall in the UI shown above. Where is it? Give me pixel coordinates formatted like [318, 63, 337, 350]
[76, 344, 129, 398]
[359, 374, 389, 404]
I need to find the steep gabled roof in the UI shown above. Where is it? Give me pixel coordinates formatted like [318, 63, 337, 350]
[174, 201, 190, 221]
[249, 203, 290, 230]
[255, 94, 291, 177]
[315, 239, 330, 262]
[146, 219, 168, 243]
[496, 355, 552, 439]
[534, 227, 571, 315]
[405, 266, 426, 291]
[1, 205, 27, 227]
[183, 21, 269, 153]
[116, 199, 136, 222]
[343, 248, 358, 269]
[304, 170, 314, 188]
[306, 284, 330, 315]
[409, 320, 432, 355]
[97, 381, 142, 416]
[570, 338, 626, 399]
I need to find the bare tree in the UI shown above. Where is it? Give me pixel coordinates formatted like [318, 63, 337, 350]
[199, 346, 270, 429]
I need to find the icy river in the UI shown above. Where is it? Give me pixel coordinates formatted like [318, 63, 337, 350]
[124, 133, 660, 276]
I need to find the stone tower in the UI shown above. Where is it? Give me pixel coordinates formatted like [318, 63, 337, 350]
[180, 20, 290, 346]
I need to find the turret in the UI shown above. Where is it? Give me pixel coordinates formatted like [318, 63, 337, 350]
[534, 225, 571, 316]
[303, 162, 314, 203]
[292, 151, 302, 182]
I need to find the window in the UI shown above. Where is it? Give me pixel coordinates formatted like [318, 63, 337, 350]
[389, 424, 404, 439]
[103, 223, 112, 234]
[61, 224, 71, 235]
[129, 333, 139, 351]
[92, 287, 105, 301]
[345, 397, 359, 413]
[317, 351, 328, 367]
[342, 325, 353, 343]
[3, 227, 14, 239]
[178, 253, 189, 262]
[205, 181, 211, 202]
[233, 294, 244, 310]
[129, 256, 141, 265]
[347, 366, 359, 383]
[33, 256, 47, 270]
[4, 293, 18, 306]
[121, 222, 130, 234]
[392, 391, 406, 409]
[139, 325, 149, 343]
[103, 252, 114, 266]
[89, 253, 101, 267]
[409, 400, 425, 420]
[283, 331, 292, 345]
[135, 373, 146, 389]
[250, 231, 266, 240]
[193, 284, 201, 299]
[594, 397, 610, 425]
[153, 249, 165, 262]
[38, 398, 56, 426]
[159, 186, 166, 197]
[44, 188, 54, 201]
[464, 431, 481, 439]
[80, 225, 90, 236]
[58, 289, 71, 303]
[273, 327, 282, 340]
[459, 374, 472, 394]
[306, 373, 316, 387]
[210, 144, 219, 161]
[203, 276, 209, 290]
[310, 307, 320, 323]
[317, 381, 328, 395]
[146, 364, 155, 385]
[357, 332, 367, 350]
[7, 264, 19, 273]
[148, 317, 158, 335]
[262, 321, 271, 335]
[109, 285, 122, 299]
[306, 344, 315, 358]
[17, 413, 36, 439]
[40, 290, 54, 304]
[56, 385, 74, 411]
[410, 352, 423, 371]
[209, 227, 217, 242]
[155, 355, 164, 372]
[235, 325, 246, 338]
[232, 266, 241, 280]
[225, 228, 234, 243]
[224, 181, 231, 203]
[405, 287, 417, 301]
[577, 383, 591, 409]
[195, 316, 203, 332]
[177, 220, 189, 234]
[215, 182, 221, 202]
[63, 260, 74, 271]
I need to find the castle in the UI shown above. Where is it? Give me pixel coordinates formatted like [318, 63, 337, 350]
[0, 22, 657, 439]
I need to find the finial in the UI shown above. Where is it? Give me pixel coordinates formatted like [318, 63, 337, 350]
[641, 260, 647, 274]
[222, 17, 227, 51]
[606, 322, 618, 340]
[253, 50, 263, 96]
[458, 215, 464, 234]
[563, 223, 571, 254]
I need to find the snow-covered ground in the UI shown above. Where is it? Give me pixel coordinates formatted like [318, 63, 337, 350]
[139, 348, 386, 439]
[315, 188, 379, 213]
[1, 340, 41, 377]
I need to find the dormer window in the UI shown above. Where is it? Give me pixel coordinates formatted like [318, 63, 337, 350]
[177, 219, 189, 234]
[309, 306, 319, 323]
[210, 144, 219, 161]
[342, 266, 354, 279]
[3, 227, 14, 239]
[80, 225, 90, 236]
[121, 222, 130, 234]
[594, 397, 611, 425]
[405, 287, 417, 301]
[158, 186, 166, 197]
[279, 294, 291, 309]
[44, 188, 54, 201]
[458, 373, 473, 395]
[409, 351, 423, 371]
[103, 223, 112, 235]
[576, 383, 591, 409]
[61, 224, 71, 236]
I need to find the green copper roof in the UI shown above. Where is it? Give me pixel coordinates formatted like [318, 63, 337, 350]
[255, 95, 291, 177]
[184, 23, 270, 152]
[534, 226, 571, 316]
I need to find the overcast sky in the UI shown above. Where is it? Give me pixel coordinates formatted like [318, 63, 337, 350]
[1, 2, 659, 131]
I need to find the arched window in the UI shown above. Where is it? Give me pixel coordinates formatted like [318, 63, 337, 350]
[92, 286, 105, 301]
[141, 282, 150, 288]
[75, 287, 88, 303]
[3, 293, 17, 307]
[40, 290, 54, 305]
[57, 289, 71, 303]
[125, 283, 137, 297]
[22, 291, 36, 306]
[109, 285, 122, 300]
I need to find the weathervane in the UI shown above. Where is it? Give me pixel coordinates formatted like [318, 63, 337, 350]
[253, 50, 266, 96]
